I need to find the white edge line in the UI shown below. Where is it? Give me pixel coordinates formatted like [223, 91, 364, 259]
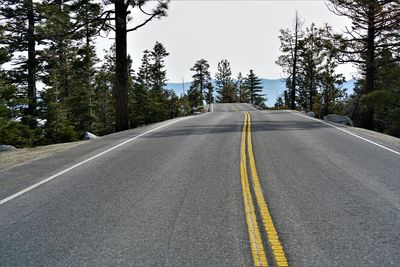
[244, 103, 257, 111]
[0, 116, 193, 206]
[288, 110, 400, 156]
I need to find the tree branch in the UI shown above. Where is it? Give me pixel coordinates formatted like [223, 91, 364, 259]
[126, 13, 158, 32]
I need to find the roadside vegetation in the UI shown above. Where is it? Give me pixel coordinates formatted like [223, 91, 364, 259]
[0, 0, 265, 148]
[0, 0, 399, 148]
[275, 0, 400, 137]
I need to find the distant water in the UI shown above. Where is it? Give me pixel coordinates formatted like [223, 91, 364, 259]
[166, 79, 356, 107]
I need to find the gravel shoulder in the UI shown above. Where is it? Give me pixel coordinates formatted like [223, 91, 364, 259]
[292, 110, 400, 152]
[326, 123, 400, 152]
[0, 141, 85, 171]
[350, 126, 400, 148]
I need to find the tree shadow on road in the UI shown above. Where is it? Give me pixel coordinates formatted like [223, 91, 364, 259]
[142, 120, 330, 139]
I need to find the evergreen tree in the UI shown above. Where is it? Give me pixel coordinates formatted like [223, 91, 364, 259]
[137, 50, 152, 88]
[237, 72, 250, 103]
[165, 89, 181, 118]
[92, 47, 115, 135]
[190, 59, 212, 106]
[187, 86, 202, 112]
[101, 0, 170, 132]
[276, 12, 304, 109]
[327, 0, 400, 129]
[205, 82, 214, 106]
[68, 0, 101, 133]
[150, 42, 169, 91]
[274, 95, 285, 109]
[318, 55, 346, 117]
[0, 28, 36, 147]
[245, 70, 265, 106]
[358, 49, 400, 136]
[148, 42, 169, 123]
[39, 0, 100, 140]
[39, 78, 79, 144]
[0, 0, 41, 129]
[215, 59, 236, 103]
[296, 23, 324, 111]
[130, 51, 151, 127]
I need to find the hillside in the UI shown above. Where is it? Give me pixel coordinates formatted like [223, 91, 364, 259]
[166, 79, 356, 107]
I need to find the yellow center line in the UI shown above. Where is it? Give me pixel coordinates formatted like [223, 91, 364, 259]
[240, 112, 268, 267]
[245, 111, 289, 267]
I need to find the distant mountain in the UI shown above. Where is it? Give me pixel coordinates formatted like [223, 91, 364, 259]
[166, 79, 356, 107]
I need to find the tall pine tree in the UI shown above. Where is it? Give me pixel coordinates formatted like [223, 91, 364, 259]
[0, 0, 41, 129]
[276, 12, 304, 109]
[215, 59, 236, 103]
[101, 0, 169, 132]
[190, 59, 211, 105]
[148, 42, 169, 123]
[245, 70, 265, 107]
[328, 0, 400, 129]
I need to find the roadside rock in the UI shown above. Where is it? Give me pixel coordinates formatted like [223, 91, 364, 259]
[83, 132, 98, 140]
[0, 145, 16, 152]
[306, 111, 315, 118]
[324, 114, 353, 126]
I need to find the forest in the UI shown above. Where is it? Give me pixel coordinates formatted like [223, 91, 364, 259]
[275, 0, 400, 137]
[0, 0, 399, 148]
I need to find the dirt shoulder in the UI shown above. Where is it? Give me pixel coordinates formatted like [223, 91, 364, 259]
[0, 141, 85, 171]
[350, 126, 400, 146]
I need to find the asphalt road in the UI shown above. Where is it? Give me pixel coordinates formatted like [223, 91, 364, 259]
[1, 103, 399, 266]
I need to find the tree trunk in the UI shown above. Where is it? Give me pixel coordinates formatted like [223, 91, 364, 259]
[363, 1, 376, 130]
[309, 26, 314, 112]
[26, 0, 37, 129]
[199, 66, 204, 105]
[115, 0, 129, 132]
[291, 16, 299, 110]
[85, 0, 93, 129]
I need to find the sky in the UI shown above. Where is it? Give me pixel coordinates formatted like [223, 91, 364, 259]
[96, 0, 358, 83]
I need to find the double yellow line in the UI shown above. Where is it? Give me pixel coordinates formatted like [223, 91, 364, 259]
[240, 111, 289, 267]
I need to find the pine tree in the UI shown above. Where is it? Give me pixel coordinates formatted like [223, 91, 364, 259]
[318, 55, 346, 117]
[275, 95, 285, 109]
[245, 70, 265, 106]
[101, 0, 170, 132]
[150, 42, 169, 92]
[327, 0, 400, 129]
[130, 51, 151, 127]
[215, 59, 236, 103]
[148, 42, 170, 123]
[358, 49, 400, 136]
[165, 89, 180, 118]
[39, 0, 100, 140]
[297, 23, 324, 111]
[68, 0, 101, 133]
[187, 86, 202, 112]
[92, 47, 115, 135]
[276, 12, 304, 109]
[237, 72, 250, 103]
[205, 82, 214, 106]
[39, 78, 79, 144]
[0, 28, 36, 147]
[190, 59, 212, 106]
[0, 0, 41, 129]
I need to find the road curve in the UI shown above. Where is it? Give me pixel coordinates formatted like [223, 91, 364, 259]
[1, 104, 399, 266]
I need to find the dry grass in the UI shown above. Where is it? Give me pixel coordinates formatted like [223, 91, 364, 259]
[0, 141, 85, 170]
[350, 127, 400, 147]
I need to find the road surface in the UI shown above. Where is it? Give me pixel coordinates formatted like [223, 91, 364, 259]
[1, 103, 399, 266]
